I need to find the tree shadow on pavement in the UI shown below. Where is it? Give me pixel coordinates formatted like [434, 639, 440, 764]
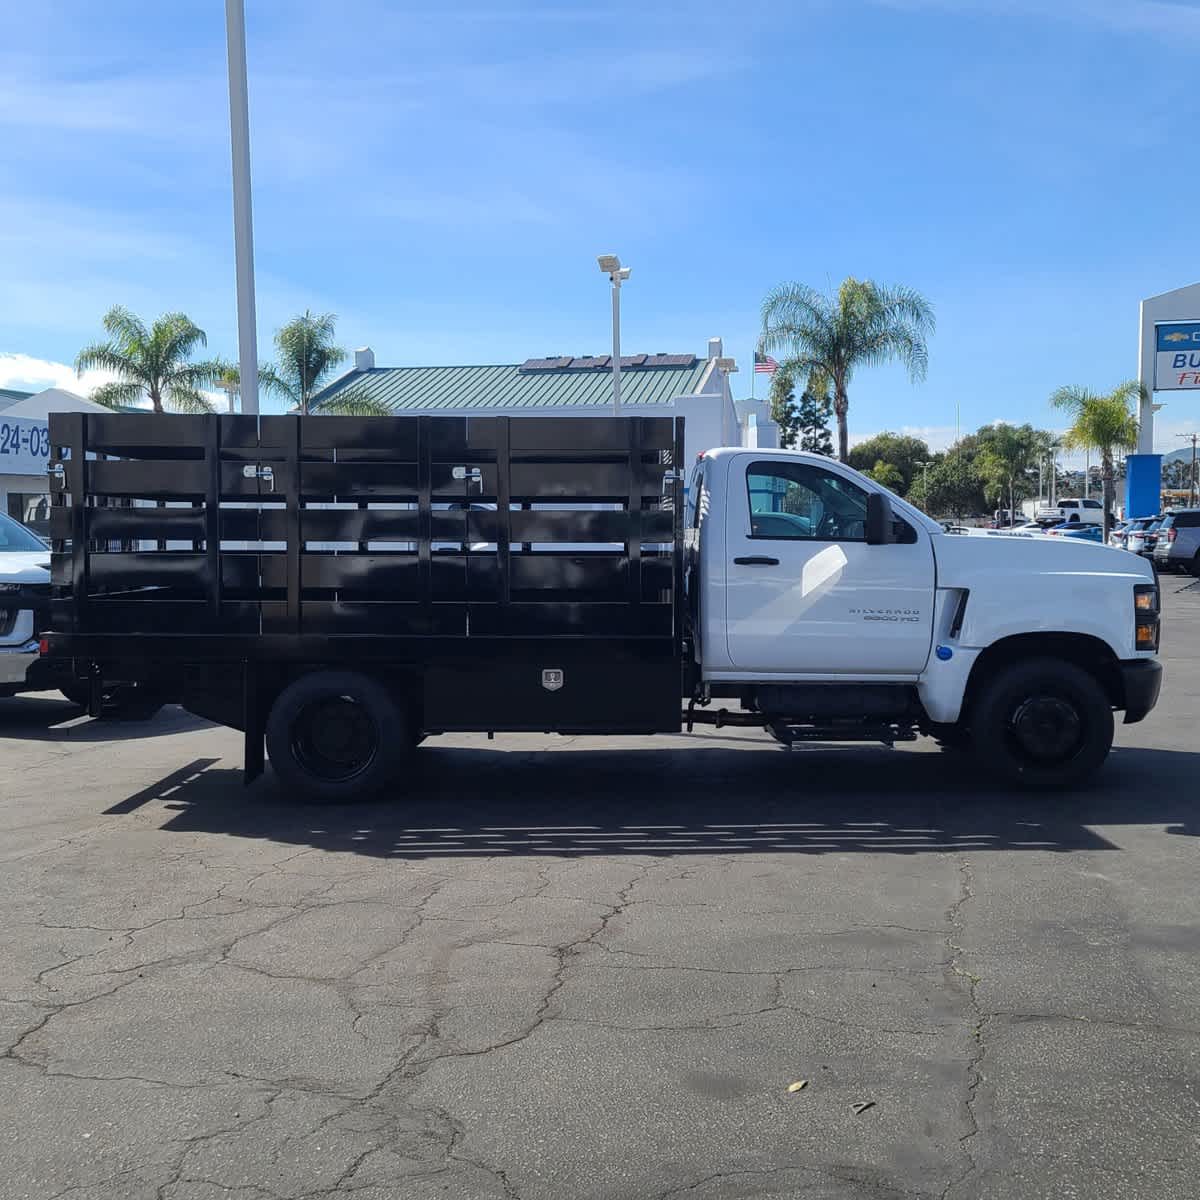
[127, 739, 1200, 858]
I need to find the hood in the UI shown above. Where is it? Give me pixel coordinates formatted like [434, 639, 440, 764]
[0, 552, 52, 583]
[934, 526, 1153, 586]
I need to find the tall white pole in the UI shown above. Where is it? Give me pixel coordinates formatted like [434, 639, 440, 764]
[225, 0, 259, 416]
[610, 279, 622, 416]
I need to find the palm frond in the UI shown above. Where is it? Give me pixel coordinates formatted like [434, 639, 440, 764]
[163, 387, 216, 414]
[100, 305, 149, 351]
[311, 386, 393, 416]
[89, 381, 145, 410]
[75, 342, 138, 379]
[1048, 384, 1095, 414]
[170, 359, 224, 391]
[156, 313, 208, 368]
[258, 364, 300, 406]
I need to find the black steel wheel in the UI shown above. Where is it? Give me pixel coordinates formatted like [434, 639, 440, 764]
[970, 658, 1114, 789]
[266, 671, 413, 803]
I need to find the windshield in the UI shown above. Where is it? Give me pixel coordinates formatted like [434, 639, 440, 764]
[0, 512, 47, 552]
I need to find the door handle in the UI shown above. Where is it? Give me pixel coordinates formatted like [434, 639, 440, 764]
[733, 555, 779, 566]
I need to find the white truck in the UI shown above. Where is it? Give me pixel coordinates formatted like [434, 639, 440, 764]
[1035, 497, 1104, 525]
[42, 412, 1162, 798]
[0, 512, 54, 698]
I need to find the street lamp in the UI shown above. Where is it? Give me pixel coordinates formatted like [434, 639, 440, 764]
[597, 255, 631, 415]
[225, 0, 260, 416]
[916, 460, 933, 505]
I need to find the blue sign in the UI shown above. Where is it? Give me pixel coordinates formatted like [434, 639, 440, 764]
[1156, 323, 1200, 351]
[1155, 322, 1200, 390]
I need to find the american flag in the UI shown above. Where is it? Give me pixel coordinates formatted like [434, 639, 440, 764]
[754, 352, 779, 375]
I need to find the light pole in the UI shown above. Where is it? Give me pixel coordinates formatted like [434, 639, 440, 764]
[916, 460, 933, 508]
[225, 0, 260, 416]
[597, 255, 631, 415]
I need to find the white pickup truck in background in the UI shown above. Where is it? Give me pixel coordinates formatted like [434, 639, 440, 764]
[1035, 497, 1104, 525]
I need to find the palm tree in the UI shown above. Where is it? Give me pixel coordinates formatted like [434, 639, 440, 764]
[1049, 381, 1142, 538]
[75, 306, 221, 412]
[759, 277, 935, 461]
[253, 310, 389, 415]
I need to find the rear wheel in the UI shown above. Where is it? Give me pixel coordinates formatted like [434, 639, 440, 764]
[970, 658, 1113, 789]
[1189, 552, 1200, 579]
[265, 671, 413, 803]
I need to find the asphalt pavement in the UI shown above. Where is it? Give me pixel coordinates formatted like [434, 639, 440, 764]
[1, 579, 1198, 1200]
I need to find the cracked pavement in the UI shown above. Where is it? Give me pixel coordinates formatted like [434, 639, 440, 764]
[1, 582, 1198, 1200]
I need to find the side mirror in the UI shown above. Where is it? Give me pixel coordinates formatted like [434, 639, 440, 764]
[866, 492, 896, 545]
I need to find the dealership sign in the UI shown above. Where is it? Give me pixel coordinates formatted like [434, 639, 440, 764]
[0, 415, 51, 476]
[1155, 322, 1200, 390]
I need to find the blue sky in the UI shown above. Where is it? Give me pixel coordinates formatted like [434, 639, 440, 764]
[2, 0, 1199, 451]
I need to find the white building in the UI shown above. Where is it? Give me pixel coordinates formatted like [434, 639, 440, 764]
[0, 387, 109, 536]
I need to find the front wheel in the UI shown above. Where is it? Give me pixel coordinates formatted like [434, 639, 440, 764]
[970, 658, 1114, 789]
[265, 670, 413, 803]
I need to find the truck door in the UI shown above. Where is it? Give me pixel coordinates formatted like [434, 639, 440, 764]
[723, 455, 936, 675]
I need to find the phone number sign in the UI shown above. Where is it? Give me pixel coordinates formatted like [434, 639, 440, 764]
[1155, 322, 1200, 390]
[0, 416, 51, 476]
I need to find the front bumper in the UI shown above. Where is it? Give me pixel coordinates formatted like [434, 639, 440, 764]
[1120, 659, 1163, 724]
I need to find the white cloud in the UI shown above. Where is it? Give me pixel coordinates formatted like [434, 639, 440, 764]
[0, 353, 117, 398]
[0, 353, 225, 411]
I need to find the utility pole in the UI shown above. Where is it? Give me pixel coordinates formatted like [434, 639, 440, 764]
[1179, 432, 1199, 508]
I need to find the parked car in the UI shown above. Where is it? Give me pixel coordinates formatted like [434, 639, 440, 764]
[1035, 497, 1104, 526]
[1153, 509, 1200, 576]
[1108, 520, 1136, 549]
[0, 512, 53, 698]
[1045, 522, 1103, 543]
[1128, 517, 1163, 561]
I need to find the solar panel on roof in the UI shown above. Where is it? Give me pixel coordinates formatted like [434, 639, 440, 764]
[643, 354, 696, 367]
[519, 357, 573, 373]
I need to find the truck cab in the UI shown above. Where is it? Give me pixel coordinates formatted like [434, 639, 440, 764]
[687, 448, 1161, 785]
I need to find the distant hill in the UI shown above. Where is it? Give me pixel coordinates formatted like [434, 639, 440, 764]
[1162, 446, 1197, 466]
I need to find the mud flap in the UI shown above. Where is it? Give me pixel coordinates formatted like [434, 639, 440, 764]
[243, 664, 265, 784]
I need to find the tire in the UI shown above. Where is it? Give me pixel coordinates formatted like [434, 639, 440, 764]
[265, 670, 413, 803]
[1189, 553, 1200, 579]
[970, 657, 1114, 789]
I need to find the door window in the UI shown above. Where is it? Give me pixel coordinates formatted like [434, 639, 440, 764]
[746, 461, 869, 541]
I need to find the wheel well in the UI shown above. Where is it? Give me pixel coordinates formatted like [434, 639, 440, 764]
[962, 633, 1123, 718]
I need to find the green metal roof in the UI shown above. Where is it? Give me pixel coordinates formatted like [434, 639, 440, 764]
[313, 357, 714, 412]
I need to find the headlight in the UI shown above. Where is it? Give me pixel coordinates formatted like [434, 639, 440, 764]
[1134, 584, 1160, 651]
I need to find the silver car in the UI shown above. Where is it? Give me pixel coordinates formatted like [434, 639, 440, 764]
[1153, 509, 1200, 576]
